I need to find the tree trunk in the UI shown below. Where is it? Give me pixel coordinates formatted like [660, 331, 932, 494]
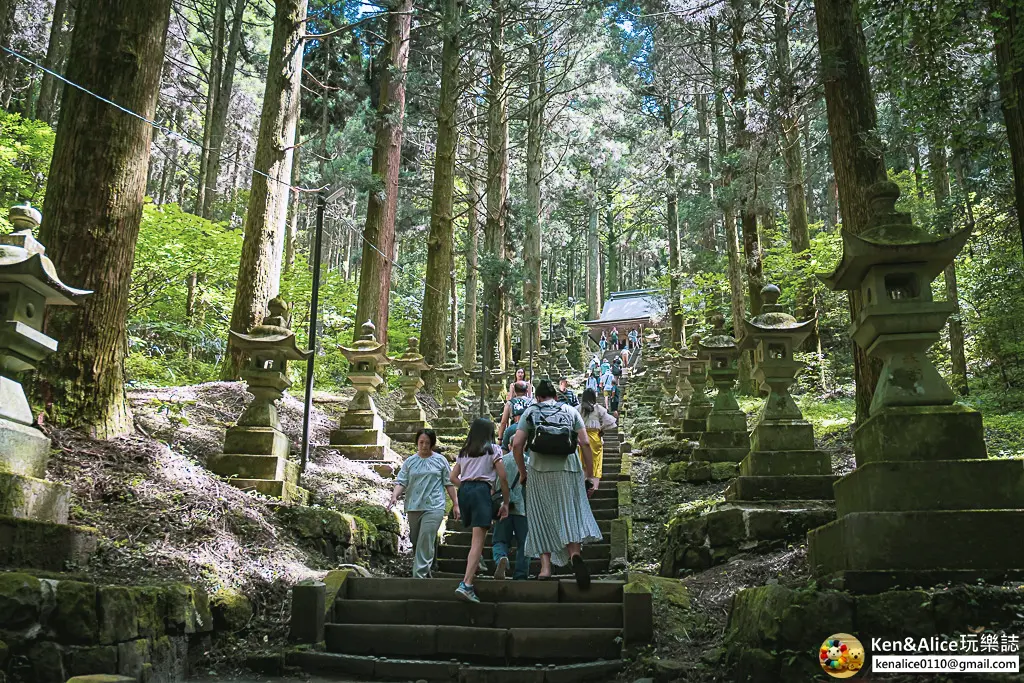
[775, 0, 819, 351]
[36, 0, 71, 124]
[696, 89, 715, 250]
[605, 190, 618, 297]
[991, 0, 1024, 256]
[0, 0, 15, 107]
[665, 99, 682, 348]
[420, 0, 461, 376]
[522, 19, 544, 364]
[197, 0, 227, 216]
[483, 0, 508, 370]
[929, 141, 969, 395]
[199, 0, 248, 218]
[462, 111, 481, 369]
[284, 123, 300, 274]
[353, 0, 412, 347]
[223, 0, 308, 379]
[586, 200, 600, 319]
[36, 0, 172, 438]
[814, 0, 888, 422]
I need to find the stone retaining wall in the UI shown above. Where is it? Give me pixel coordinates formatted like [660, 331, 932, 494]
[0, 572, 218, 683]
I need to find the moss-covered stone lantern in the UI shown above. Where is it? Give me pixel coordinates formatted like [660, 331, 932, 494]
[386, 337, 432, 442]
[433, 349, 468, 446]
[553, 336, 573, 373]
[328, 320, 394, 464]
[536, 346, 552, 381]
[807, 181, 1024, 589]
[210, 297, 311, 503]
[689, 312, 749, 463]
[727, 284, 835, 502]
[679, 332, 712, 437]
[0, 204, 98, 569]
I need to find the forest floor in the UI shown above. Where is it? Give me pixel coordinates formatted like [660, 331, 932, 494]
[43, 380, 430, 671]
[623, 389, 1024, 682]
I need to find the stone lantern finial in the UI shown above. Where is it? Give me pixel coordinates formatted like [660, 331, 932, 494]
[8, 202, 41, 232]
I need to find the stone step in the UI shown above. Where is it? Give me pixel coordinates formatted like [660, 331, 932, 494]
[435, 557, 609, 576]
[342, 577, 624, 603]
[437, 543, 612, 560]
[449, 518, 615, 534]
[334, 599, 623, 629]
[287, 651, 623, 682]
[443, 530, 612, 546]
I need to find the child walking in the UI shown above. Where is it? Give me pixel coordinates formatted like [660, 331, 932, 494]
[450, 418, 510, 603]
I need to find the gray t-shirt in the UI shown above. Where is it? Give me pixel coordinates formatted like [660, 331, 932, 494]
[517, 399, 585, 473]
[395, 452, 452, 512]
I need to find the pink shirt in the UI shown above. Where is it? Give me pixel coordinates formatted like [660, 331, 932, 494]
[456, 444, 502, 483]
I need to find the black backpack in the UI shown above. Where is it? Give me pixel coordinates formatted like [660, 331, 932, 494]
[528, 403, 578, 456]
[510, 396, 532, 420]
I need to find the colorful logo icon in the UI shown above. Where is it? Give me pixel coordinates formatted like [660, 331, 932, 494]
[819, 633, 865, 678]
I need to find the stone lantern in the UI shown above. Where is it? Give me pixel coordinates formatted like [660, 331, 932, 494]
[329, 321, 394, 465]
[678, 332, 713, 437]
[669, 347, 694, 431]
[806, 182, 1024, 587]
[659, 347, 681, 421]
[386, 337, 432, 442]
[689, 312, 749, 464]
[488, 348, 506, 417]
[554, 336, 573, 373]
[0, 204, 98, 569]
[726, 284, 835, 502]
[536, 346, 551, 381]
[211, 297, 311, 503]
[433, 349, 468, 444]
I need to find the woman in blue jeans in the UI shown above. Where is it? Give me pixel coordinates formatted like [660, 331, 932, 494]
[492, 449, 529, 580]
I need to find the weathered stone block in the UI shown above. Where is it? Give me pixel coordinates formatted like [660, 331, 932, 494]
[221, 426, 289, 458]
[149, 636, 188, 683]
[834, 459, 1024, 516]
[54, 580, 99, 644]
[684, 461, 711, 483]
[134, 586, 162, 639]
[29, 640, 65, 683]
[705, 508, 744, 546]
[732, 647, 779, 683]
[706, 411, 747, 433]
[709, 462, 739, 481]
[206, 453, 291, 482]
[116, 638, 150, 678]
[289, 580, 325, 643]
[64, 645, 118, 676]
[0, 515, 98, 571]
[725, 475, 836, 502]
[853, 405, 986, 466]
[856, 590, 935, 639]
[0, 472, 70, 523]
[0, 571, 42, 631]
[739, 450, 831, 477]
[98, 586, 138, 644]
[66, 677, 134, 683]
[0, 418, 50, 478]
[622, 581, 654, 646]
[749, 422, 814, 452]
[211, 588, 253, 631]
[226, 477, 309, 504]
[193, 588, 213, 633]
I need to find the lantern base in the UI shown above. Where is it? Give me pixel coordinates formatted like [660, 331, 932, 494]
[750, 421, 815, 452]
[208, 452, 300, 483]
[726, 475, 837, 502]
[690, 428, 751, 464]
[223, 425, 290, 458]
[0, 515, 98, 571]
[0, 418, 51, 479]
[740, 449, 832, 477]
[853, 404, 986, 466]
[0, 472, 70, 523]
[225, 478, 309, 504]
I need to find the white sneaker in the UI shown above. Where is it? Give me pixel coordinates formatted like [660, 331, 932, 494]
[494, 556, 509, 580]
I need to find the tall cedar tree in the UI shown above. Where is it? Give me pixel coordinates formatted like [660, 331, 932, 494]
[586, 200, 600, 319]
[354, 0, 413, 345]
[990, 0, 1024, 257]
[36, 0, 173, 438]
[814, 0, 887, 422]
[665, 98, 683, 348]
[223, 0, 308, 379]
[36, 0, 71, 125]
[421, 0, 462, 375]
[483, 0, 509, 369]
[522, 16, 545, 362]
[462, 102, 482, 370]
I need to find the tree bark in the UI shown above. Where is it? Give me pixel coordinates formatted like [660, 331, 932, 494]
[420, 0, 461, 375]
[462, 108, 481, 369]
[353, 0, 412, 347]
[665, 99, 682, 348]
[605, 190, 618, 297]
[483, 0, 509, 370]
[814, 0, 888, 422]
[586, 199, 600, 319]
[775, 0, 819, 351]
[223, 0, 308, 379]
[0, 0, 15, 108]
[696, 89, 715, 250]
[929, 141, 969, 395]
[284, 122, 301, 274]
[522, 17, 545, 365]
[36, 0, 172, 438]
[991, 0, 1024, 256]
[196, 0, 227, 215]
[36, 0, 72, 125]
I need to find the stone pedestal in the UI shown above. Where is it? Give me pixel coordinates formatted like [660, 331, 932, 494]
[385, 338, 431, 443]
[0, 207, 98, 570]
[690, 315, 749, 464]
[329, 322, 398, 476]
[806, 182, 1024, 589]
[211, 298, 310, 503]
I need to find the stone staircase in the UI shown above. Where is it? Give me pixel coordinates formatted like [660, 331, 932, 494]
[287, 430, 650, 682]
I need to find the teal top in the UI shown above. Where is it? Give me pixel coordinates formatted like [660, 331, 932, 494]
[517, 400, 585, 473]
[396, 452, 452, 512]
[496, 452, 527, 516]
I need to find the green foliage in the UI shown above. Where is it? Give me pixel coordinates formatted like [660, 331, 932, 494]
[0, 110, 54, 230]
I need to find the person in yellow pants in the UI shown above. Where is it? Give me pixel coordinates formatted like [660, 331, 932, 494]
[577, 388, 617, 478]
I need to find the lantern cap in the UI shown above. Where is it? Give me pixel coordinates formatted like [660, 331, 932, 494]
[698, 311, 737, 351]
[0, 228, 93, 305]
[391, 336, 430, 371]
[818, 182, 972, 291]
[739, 284, 817, 349]
[341, 320, 388, 364]
[228, 297, 311, 361]
[436, 348, 463, 373]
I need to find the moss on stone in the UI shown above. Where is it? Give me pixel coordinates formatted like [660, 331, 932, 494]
[0, 571, 42, 630]
[64, 644, 118, 677]
[134, 586, 162, 638]
[210, 587, 253, 631]
[53, 580, 98, 645]
[342, 502, 401, 534]
[322, 569, 351, 618]
[98, 586, 138, 645]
